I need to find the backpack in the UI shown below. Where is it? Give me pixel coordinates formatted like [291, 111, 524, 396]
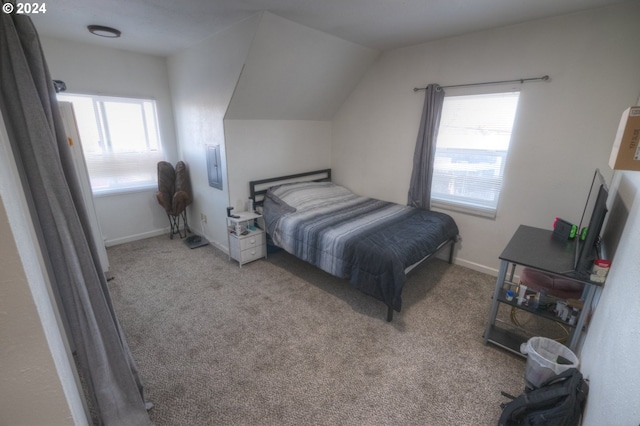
[498, 368, 589, 426]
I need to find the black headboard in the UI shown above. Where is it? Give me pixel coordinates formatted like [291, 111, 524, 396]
[250, 169, 332, 208]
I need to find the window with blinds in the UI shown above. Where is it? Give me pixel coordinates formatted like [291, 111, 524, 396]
[57, 93, 163, 195]
[431, 91, 520, 218]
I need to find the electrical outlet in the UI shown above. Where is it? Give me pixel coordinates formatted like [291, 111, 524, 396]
[200, 213, 207, 223]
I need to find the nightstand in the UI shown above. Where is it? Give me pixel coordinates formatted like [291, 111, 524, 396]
[226, 211, 267, 267]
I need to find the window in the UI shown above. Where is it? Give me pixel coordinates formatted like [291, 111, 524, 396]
[431, 91, 520, 218]
[57, 93, 163, 195]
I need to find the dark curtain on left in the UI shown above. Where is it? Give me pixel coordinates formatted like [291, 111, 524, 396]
[407, 83, 445, 210]
[0, 8, 152, 426]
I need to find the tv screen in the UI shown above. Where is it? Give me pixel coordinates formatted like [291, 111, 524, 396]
[574, 169, 608, 278]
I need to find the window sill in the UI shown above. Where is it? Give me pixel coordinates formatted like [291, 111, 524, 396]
[431, 199, 497, 219]
[93, 185, 157, 198]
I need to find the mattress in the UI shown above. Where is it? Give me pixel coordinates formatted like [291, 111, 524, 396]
[263, 181, 459, 311]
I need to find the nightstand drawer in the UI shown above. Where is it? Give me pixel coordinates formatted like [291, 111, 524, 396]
[239, 245, 265, 263]
[239, 232, 264, 251]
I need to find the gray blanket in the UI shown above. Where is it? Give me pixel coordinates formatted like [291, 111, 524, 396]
[263, 182, 459, 311]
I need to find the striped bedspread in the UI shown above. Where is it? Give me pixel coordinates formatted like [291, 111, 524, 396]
[263, 182, 459, 312]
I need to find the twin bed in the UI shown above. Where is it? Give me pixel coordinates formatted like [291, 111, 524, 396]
[250, 169, 459, 321]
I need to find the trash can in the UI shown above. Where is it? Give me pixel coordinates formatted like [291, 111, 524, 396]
[520, 337, 579, 389]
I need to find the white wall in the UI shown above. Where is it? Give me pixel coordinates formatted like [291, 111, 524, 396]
[223, 13, 376, 230]
[332, 2, 640, 275]
[167, 15, 260, 250]
[169, 12, 376, 251]
[0, 199, 77, 425]
[580, 170, 640, 425]
[40, 37, 178, 246]
[224, 120, 332, 210]
[226, 12, 378, 121]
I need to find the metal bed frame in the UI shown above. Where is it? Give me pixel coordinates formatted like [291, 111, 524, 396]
[249, 168, 457, 322]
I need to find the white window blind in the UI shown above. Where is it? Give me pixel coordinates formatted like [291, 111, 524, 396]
[431, 91, 520, 218]
[57, 93, 163, 195]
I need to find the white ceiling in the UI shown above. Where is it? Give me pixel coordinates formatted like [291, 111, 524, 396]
[31, 0, 628, 56]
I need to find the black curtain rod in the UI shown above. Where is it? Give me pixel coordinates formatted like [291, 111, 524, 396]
[413, 75, 549, 92]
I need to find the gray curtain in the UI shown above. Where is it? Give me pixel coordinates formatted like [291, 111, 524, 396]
[407, 84, 445, 210]
[0, 10, 152, 426]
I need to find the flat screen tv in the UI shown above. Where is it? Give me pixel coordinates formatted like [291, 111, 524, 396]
[574, 169, 608, 278]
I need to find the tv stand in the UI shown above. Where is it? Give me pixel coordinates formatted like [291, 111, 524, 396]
[483, 225, 603, 356]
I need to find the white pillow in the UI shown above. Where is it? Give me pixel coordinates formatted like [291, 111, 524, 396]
[268, 181, 357, 212]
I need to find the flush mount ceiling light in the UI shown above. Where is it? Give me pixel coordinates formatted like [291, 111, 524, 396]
[87, 25, 121, 38]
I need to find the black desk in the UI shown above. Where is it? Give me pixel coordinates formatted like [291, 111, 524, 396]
[483, 225, 602, 355]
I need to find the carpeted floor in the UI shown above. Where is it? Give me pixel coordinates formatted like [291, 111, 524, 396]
[107, 235, 533, 425]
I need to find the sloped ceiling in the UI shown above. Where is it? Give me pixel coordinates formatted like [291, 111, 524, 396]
[225, 13, 379, 121]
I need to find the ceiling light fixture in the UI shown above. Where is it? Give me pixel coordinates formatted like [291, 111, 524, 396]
[87, 25, 121, 38]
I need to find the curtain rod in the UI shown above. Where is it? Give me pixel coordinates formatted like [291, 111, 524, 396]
[413, 75, 549, 92]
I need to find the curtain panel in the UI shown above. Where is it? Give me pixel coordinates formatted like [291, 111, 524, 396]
[0, 10, 152, 425]
[407, 84, 445, 210]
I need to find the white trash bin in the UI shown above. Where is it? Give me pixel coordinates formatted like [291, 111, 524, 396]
[520, 336, 579, 389]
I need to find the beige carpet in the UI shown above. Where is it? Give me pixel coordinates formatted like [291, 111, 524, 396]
[107, 235, 531, 425]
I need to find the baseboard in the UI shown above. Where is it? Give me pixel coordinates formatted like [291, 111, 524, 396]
[210, 239, 229, 255]
[452, 257, 500, 277]
[194, 231, 228, 254]
[187, 227, 228, 254]
[431, 248, 499, 277]
[105, 227, 231, 257]
[105, 228, 170, 247]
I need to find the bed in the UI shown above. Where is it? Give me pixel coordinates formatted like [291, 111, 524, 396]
[250, 169, 459, 321]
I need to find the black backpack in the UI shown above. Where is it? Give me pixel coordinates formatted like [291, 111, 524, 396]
[499, 368, 589, 426]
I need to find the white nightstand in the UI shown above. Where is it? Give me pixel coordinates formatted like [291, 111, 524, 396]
[226, 211, 267, 267]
